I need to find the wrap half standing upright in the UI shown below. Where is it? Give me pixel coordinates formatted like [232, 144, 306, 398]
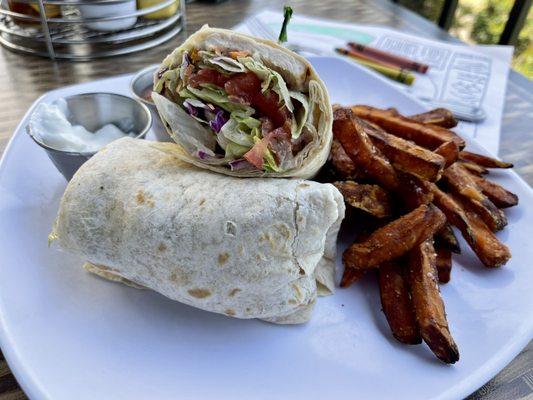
[152, 25, 333, 178]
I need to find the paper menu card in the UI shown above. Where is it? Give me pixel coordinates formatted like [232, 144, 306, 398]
[235, 10, 514, 155]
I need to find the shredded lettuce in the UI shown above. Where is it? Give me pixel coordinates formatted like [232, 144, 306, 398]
[183, 84, 263, 156]
[263, 148, 282, 172]
[179, 52, 192, 82]
[209, 56, 246, 73]
[288, 91, 309, 139]
[185, 86, 229, 108]
[184, 84, 254, 114]
[197, 50, 246, 73]
[215, 124, 229, 150]
[233, 113, 261, 131]
[219, 119, 255, 147]
[231, 108, 254, 119]
[225, 141, 249, 158]
[154, 69, 178, 92]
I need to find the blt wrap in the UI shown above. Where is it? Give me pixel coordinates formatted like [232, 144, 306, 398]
[50, 138, 345, 323]
[152, 26, 333, 178]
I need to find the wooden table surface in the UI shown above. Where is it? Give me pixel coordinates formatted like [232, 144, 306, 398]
[0, 0, 531, 399]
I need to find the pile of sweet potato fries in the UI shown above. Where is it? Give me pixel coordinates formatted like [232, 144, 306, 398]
[320, 105, 518, 364]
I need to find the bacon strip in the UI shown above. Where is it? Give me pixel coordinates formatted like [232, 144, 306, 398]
[243, 128, 291, 169]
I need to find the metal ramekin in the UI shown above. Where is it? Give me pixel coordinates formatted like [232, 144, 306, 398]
[130, 64, 172, 142]
[130, 64, 158, 107]
[27, 92, 152, 181]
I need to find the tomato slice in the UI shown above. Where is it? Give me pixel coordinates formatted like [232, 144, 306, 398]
[188, 69, 291, 132]
[188, 68, 229, 88]
[225, 72, 289, 128]
[243, 128, 292, 169]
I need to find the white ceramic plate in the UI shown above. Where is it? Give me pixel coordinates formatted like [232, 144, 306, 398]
[0, 57, 532, 400]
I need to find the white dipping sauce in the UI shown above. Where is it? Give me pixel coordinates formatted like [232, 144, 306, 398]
[30, 99, 136, 153]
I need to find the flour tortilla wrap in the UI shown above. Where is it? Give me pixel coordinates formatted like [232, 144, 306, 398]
[50, 138, 344, 324]
[152, 25, 333, 178]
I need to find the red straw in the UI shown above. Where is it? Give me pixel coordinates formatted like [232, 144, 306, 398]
[347, 42, 429, 73]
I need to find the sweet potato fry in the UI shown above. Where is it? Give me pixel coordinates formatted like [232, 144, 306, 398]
[329, 138, 367, 180]
[408, 108, 458, 128]
[379, 260, 422, 344]
[360, 120, 445, 181]
[467, 173, 519, 208]
[429, 125, 465, 149]
[429, 184, 511, 268]
[396, 172, 433, 210]
[314, 162, 344, 184]
[340, 267, 366, 288]
[435, 222, 461, 254]
[442, 163, 507, 231]
[459, 151, 513, 169]
[435, 241, 452, 283]
[458, 160, 489, 176]
[434, 140, 459, 167]
[459, 199, 511, 268]
[407, 239, 459, 364]
[385, 107, 400, 116]
[333, 181, 393, 218]
[343, 204, 446, 270]
[352, 105, 465, 149]
[333, 108, 400, 190]
[340, 229, 375, 288]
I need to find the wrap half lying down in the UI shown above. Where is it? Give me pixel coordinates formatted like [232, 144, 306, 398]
[152, 25, 333, 178]
[51, 138, 345, 324]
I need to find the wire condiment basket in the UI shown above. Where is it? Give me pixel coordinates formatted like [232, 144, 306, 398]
[0, 0, 185, 60]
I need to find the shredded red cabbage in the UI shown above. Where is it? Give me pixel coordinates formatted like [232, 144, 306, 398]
[229, 159, 255, 171]
[184, 99, 227, 134]
[156, 66, 169, 79]
[183, 100, 200, 118]
[196, 150, 224, 160]
[209, 110, 227, 133]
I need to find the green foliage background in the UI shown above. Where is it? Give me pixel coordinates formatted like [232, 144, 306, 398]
[398, 0, 532, 78]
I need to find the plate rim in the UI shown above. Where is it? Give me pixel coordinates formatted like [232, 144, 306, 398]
[0, 56, 531, 400]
